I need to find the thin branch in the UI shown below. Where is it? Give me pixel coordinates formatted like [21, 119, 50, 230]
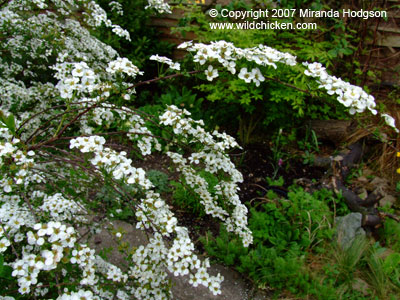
[28, 103, 98, 151]
[127, 70, 203, 90]
[0, 222, 19, 258]
[17, 101, 96, 134]
[264, 76, 311, 95]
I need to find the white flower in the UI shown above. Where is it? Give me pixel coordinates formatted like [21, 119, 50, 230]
[150, 55, 180, 71]
[27, 231, 45, 246]
[251, 68, 265, 87]
[238, 67, 254, 83]
[34, 223, 53, 236]
[0, 237, 11, 252]
[193, 53, 207, 65]
[71, 63, 86, 77]
[150, 54, 171, 64]
[177, 40, 193, 49]
[42, 250, 55, 266]
[225, 61, 236, 74]
[170, 62, 180, 71]
[145, 0, 171, 14]
[205, 65, 218, 81]
[12, 260, 27, 277]
[106, 58, 141, 77]
[382, 113, 399, 132]
[18, 285, 30, 295]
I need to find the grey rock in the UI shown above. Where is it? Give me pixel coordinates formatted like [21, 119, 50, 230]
[336, 213, 366, 250]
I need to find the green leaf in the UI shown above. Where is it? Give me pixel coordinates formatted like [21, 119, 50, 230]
[0, 112, 16, 134]
[0, 255, 12, 279]
[383, 253, 400, 275]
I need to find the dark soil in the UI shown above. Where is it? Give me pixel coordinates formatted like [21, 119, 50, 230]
[233, 142, 327, 204]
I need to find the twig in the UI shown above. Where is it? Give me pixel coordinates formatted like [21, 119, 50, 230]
[264, 76, 311, 94]
[28, 103, 98, 151]
[127, 70, 203, 90]
[0, 222, 19, 258]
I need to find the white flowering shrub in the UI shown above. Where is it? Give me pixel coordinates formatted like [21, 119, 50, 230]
[0, 1, 251, 299]
[0, 0, 398, 299]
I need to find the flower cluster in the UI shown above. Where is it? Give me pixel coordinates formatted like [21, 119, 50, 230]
[160, 105, 252, 246]
[145, 0, 171, 14]
[109, 1, 124, 16]
[40, 193, 85, 222]
[106, 57, 142, 78]
[31, 0, 47, 9]
[0, 196, 36, 238]
[0, 132, 42, 193]
[56, 290, 95, 300]
[381, 114, 399, 133]
[11, 222, 77, 294]
[303, 62, 398, 132]
[95, 256, 128, 283]
[180, 40, 296, 83]
[238, 67, 265, 86]
[70, 136, 153, 190]
[303, 62, 377, 115]
[85, 1, 130, 40]
[126, 113, 162, 156]
[53, 62, 99, 99]
[150, 54, 181, 71]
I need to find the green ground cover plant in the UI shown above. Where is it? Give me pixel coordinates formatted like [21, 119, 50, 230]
[201, 186, 336, 295]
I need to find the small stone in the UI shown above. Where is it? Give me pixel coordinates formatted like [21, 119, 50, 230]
[333, 155, 344, 161]
[336, 213, 366, 250]
[357, 188, 368, 200]
[356, 176, 368, 183]
[370, 177, 388, 187]
[367, 177, 389, 192]
[379, 195, 397, 208]
[352, 278, 370, 296]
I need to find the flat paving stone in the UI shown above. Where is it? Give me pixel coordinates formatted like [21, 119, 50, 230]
[82, 220, 269, 300]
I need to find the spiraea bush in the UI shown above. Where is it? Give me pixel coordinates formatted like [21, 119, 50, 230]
[0, 1, 250, 299]
[0, 1, 398, 300]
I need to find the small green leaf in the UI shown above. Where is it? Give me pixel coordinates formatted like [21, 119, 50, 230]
[383, 253, 400, 275]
